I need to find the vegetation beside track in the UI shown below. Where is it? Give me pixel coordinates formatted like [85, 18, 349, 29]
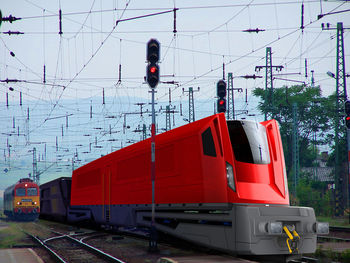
[0, 222, 27, 248]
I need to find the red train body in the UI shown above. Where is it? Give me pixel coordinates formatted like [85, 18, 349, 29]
[41, 114, 327, 256]
[4, 178, 40, 221]
[71, 114, 287, 206]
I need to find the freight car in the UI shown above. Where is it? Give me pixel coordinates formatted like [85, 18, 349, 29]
[3, 178, 40, 221]
[40, 177, 71, 222]
[41, 113, 328, 256]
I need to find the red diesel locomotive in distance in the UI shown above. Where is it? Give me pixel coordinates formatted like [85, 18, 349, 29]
[4, 178, 40, 221]
[41, 113, 328, 256]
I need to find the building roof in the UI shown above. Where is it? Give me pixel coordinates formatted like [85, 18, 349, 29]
[300, 167, 334, 182]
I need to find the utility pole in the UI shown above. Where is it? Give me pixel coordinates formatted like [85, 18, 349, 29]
[32, 147, 38, 184]
[162, 105, 177, 131]
[183, 87, 199, 123]
[292, 103, 299, 199]
[163, 88, 177, 131]
[227, 73, 233, 119]
[323, 22, 349, 216]
[255, 47, 283, 120]
[227, 73, 244, 120]
[143, 124, 147, 140]
[311, 70, 315, 87]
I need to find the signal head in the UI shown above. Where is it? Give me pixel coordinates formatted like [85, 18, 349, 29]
[345, 100, 350, 115]
[217, 98, 226, 113]
[346, 116, 350, 129]
[147, 63, 159, 88]
[147, 39, 160, 64]
[217, 80, 227, 98]
[346, 100, 350, 129]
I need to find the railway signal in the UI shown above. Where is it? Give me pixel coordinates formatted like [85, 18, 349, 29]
[146, 64, 159, 88]
[345, 100, 350, 129]
[217, 80, 227, 113]
[146, 39, 160, 88]
[146, 38, 160, 252]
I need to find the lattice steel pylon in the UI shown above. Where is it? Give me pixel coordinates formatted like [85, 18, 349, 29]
[292, 103, 299, 198]
[227, 73, 234, 120]
[335, 22, 348, 216]
[143, 124, 147, 140]
[32, 147, 38, 184]
[266, 47, 273, 121]
[166, 105, 171, 131]
[255, 47, 283, 120]
[183, 87, 199, 123]
[188, 88, 195, 122]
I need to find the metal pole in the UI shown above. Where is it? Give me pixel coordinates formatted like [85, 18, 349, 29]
[151, 88, 156, 223]
[150, 87, 158, 251]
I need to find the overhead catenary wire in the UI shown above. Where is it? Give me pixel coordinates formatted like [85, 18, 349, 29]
[0, 0, 348, 177]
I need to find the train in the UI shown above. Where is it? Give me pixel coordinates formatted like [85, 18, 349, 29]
[39, 113, 328, 256]
[3, 178, 40, 221]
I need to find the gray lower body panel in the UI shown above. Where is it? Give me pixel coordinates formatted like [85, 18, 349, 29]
[68, 203, 317, 255]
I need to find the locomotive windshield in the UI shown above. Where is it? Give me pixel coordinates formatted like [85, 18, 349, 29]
[227, 120, 270, 164]
[15, 188, 26, 196]
[27, 187, 38, 196]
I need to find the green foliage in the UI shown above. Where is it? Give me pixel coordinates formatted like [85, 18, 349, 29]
[294, 177, 332, 216]
[253, 85, 334, 176]
[341, 249, 350, 262]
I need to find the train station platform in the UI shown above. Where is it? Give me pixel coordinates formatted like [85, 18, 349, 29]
[0, 248, 44, 263]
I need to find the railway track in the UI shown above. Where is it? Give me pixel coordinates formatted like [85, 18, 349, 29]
[20, 224, 126, 263]
[11, 220, 322, 263]
[318, 226, 350, 242]
[329, 226, 350, 232]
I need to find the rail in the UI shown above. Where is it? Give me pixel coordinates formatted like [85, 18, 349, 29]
[23, 228, 126, 263]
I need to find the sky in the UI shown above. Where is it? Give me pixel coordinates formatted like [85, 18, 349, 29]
[0, 0, 349, 189]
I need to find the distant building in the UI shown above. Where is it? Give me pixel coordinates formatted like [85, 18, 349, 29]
[300, 151, 333, 183]
[300, 167, 333, 182]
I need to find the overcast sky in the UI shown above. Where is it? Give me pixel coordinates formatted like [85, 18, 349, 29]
[0, 0, 349, 188]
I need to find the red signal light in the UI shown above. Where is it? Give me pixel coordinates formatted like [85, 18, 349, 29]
[150, 66, 157, 74]
[217, 98, 226, 113]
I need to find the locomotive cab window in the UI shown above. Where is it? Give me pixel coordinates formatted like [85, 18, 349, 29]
[27, 187, 38, 196]
[201, 127, 217, 157]
[227, 120, 270, 164]
[15, 188, 26, 196]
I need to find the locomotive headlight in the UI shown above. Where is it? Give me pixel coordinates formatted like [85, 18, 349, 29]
[17, 202, 20, 205]
[267, 222, 283, 234]
[226, 162, 236, 191]
[316, 222, 329, 234]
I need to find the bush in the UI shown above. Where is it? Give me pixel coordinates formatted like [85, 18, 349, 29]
[294, 177, 333, 217]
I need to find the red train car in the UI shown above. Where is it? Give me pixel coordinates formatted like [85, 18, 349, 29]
[4, 178, 40, 221]
[65, 114, 327, 255]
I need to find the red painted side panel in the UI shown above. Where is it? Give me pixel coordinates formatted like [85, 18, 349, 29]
[71, 114, 229, 206]
[71, 114, 289, 206]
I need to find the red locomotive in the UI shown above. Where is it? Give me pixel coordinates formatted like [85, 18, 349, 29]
[40, 113, 328, 256]
[4, 178, 40, 221]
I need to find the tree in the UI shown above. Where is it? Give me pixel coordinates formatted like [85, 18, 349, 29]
[252, 85, 333, 175]
[296, 177, 332, 216]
